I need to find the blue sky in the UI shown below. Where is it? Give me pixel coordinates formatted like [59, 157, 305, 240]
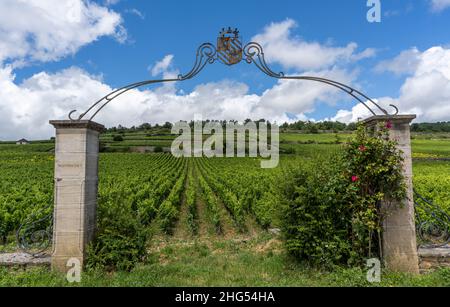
[1, 0, 450, 139]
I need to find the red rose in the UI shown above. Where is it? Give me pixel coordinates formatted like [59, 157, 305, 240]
[352, 176, 359, 182]
[359, 145, 366, 152]
[386, 121, 393, 129]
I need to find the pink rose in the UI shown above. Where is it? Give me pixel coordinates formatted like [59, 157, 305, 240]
[352, 176, 359, 182]
[386, 121, 393, 129]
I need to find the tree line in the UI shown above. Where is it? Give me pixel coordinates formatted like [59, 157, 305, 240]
[105, 120, 450, 134]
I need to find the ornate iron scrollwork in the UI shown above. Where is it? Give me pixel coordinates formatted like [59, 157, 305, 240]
[242, 41, 398, 117]
[414, 189, 450, 248]
[178, 43, 217, 80]
[69, 27, 399, 122]
[69, 42, 217, 122]
[244, 42, 285, 78]
[16, 206, 53, 256]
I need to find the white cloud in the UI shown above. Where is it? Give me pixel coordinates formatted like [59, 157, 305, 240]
[0, 17, 369, 140]
[0, 66, 109, 140]
[150, 55, 175, 77]
[252, 19, 376, 71]
[125, 8, 145, 20]
[104, 0, 120, 6]
[375, 48, 421, 75]
[0, 17, 379, 140]
[332, 46, 450, 123]
[430, 0, 450, 12]
[258, 68, 356, 115]
[0, 62, 358, 140]
[331, 102, 376, 123]
[0, 0, 126, 66]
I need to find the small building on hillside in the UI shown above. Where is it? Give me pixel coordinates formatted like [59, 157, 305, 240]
[16, 138, 30, 145]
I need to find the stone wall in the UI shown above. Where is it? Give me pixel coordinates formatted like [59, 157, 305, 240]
[418, 247, 450, 272]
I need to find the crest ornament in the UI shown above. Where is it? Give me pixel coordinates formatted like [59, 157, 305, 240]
[217, 27, 243, 66]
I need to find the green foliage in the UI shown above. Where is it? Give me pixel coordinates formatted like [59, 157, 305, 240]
[186, 166, 198, 235]
[0, 151, 53, 243]
[196, 163, 221, 233]
[414, 161, 450, 215]
[1, 126, 449, 276]
[411, 121, 450, 133]
[87, 154, 185, 271]
[2, 239, 449, 286]
[281, 120, 350, 132]
[158, 164, 187, 234]
[86, 193, 151, 272]
[113, 135, 124, 142]
[281, 160, 355, 266]
[282, 147, 296, 154]
[281, 122, 406, 267]
[154, 145, 164, 153]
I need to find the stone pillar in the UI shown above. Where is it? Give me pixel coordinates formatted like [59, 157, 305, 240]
[364, 115, 419, 274]
[49, 120, 104, 272]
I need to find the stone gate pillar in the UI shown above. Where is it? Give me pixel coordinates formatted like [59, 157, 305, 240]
[49, 120, 104, 272]
[364, 115, 419, 274]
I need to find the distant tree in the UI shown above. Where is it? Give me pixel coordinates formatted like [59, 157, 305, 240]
[163, 122, 173, 129]
[346, 122, 357, 131]
[138, 123, 152, 131]
[154, 146, 164, 153]
[305, 122, 319, 134]
[113, 135, 124, 142]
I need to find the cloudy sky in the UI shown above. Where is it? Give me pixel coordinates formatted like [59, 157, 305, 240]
[1, 0, 450, 140]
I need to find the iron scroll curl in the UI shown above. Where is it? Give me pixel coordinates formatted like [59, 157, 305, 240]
[414, 189, 450, 248]
[16, 206, 53, 256]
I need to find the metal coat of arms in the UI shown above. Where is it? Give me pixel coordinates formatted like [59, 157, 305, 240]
[217, 27, 243, 66]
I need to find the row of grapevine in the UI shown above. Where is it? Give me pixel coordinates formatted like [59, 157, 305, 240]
[196, 158, 245, 230]
[185, 162, 198, 235]
[98, 154, 186, 227]
[158, 159, 188, 233]
[0, 151, 54, 243]
[199, 157, 280, 229]
[194, 159, 221, 233]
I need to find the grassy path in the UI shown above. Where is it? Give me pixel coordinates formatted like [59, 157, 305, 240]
[2, 232, 449, 287]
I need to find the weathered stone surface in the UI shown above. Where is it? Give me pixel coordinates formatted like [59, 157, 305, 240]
[419, 247, 450, 258]
[269, 228, 281, 235]
[419, 247, 450, 272]
[49, 120, 103, 272]
[364, 115, 420, 274]
[0, 253, 51, 267]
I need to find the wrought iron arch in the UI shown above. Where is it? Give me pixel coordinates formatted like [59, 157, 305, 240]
[18, 27, 406, 255]
[68, 27, 398, 121]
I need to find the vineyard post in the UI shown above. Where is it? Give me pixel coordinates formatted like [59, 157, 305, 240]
[363, 115, 420, 274]
[49, 120, 104, 272]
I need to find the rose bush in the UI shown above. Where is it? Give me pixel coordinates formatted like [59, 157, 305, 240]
[281, 122, 406, 267]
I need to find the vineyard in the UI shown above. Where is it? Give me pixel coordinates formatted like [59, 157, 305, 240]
[0, 149, 287, 246]
[1, 133, 449, 249]
[0, 131, 450, 285]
